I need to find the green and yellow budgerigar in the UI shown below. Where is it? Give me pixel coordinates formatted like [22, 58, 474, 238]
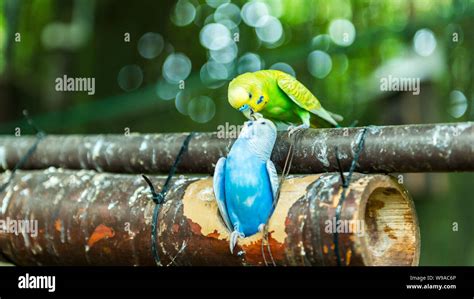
[228, 70, 342, 132]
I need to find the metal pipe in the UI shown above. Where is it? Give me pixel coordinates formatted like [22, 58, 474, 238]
[0, 169, 419, 266]
[0, 122, 473, 174]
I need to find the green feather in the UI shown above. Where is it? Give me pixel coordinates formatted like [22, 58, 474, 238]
[229, 70, 342, 128]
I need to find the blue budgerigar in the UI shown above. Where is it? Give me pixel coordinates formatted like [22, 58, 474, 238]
[213, 118, 279, 253]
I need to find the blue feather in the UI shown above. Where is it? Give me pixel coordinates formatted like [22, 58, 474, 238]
[213, 118, 278, 253]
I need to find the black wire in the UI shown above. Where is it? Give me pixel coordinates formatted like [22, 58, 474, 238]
[0, 111, 45, 194]
[262, 130, 299, 266]
[141, 174, 162, 204]
[334, 146, 346, 187]
[333, 128, 368, 266]
[142, 132, 194, 266]
[23, 110, 45, 138]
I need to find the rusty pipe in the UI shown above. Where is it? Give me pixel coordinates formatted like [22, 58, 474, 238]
[0, 122, 472, 174]
[0, 169, 419, 266]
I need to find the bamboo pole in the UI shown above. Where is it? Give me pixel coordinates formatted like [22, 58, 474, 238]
[0, 169, 419, 266]
[0, 122, 472, 174]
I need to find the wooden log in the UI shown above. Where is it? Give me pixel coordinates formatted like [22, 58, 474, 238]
[0, 122, 473, 174]
[0, 169, 420, 266]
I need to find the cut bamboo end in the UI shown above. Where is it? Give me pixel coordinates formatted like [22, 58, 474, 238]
[356, 177, 420, 266]
[276, 173, 420, 266]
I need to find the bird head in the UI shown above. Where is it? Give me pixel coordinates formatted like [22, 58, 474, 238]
[228, 73, 268, 119]
[239, 118, 277, 159]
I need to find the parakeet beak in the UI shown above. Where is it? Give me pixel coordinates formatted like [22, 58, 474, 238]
[241, 105, 254, 120]
[238, 104, 250, 112]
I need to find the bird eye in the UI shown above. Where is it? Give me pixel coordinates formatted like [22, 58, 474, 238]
[249, 93, 252, 99]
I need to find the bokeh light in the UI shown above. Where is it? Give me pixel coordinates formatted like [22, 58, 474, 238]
[200, 23, 232, 50]
[237, 53, 263, 74]
[117, 65, 143, 91]
[162, 53, 192, 84]
[206, 0, 230, 8]
[241, 1, 270, 27]
[200, 61, 229, 89]
[171, 0, 196, 27]
[156, 79, 180, 100]
[413, 29, 437, 56]
[216, 19, 240, 33]
[308, 50, 332, 78]
[175, 90, 192, 115]
[214, 3, 241, 28]
[188, 96, 216, 123]
[210, 41, 238, 64]
[270, 62, 296, 77]
[137, 32, 164, 59]
[328, 19, 356, 47]
[311, 34, 331, 51]
[448, 90, 468, 118]
[255, 16, 283, 44]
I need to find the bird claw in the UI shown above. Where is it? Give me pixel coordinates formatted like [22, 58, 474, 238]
[229, 230, 245, 254]
[287, 124, 309, 137]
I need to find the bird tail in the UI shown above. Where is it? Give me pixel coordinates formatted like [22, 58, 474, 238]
[310, 108, 343, 128]
[229, 230, 244, 254]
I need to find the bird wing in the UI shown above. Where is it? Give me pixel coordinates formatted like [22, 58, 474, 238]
[213, 157, 233, 231]
[266, 160, 279, 204]
[276, 74, 342, 126]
